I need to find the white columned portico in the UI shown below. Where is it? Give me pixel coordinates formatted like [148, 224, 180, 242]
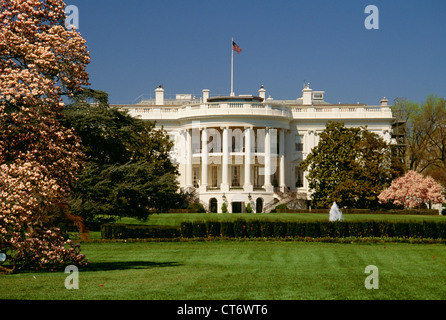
[221, 126, 229, 192]
[264, 127, 273, 192]
[244, 126, 253, 192]
[279, 128, 286, 192]
[186, 128, 193, 188]
[200, 127, 208, 192]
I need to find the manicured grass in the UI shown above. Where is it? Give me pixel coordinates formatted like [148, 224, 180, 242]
[1, 240, 445, 300]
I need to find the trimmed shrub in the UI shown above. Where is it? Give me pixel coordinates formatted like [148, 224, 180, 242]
[273, 222, 287, 238]
[408, 222, 424, 238]
[206, 221, 220, 237]
[348, 222, 364, 238]
[187, 203, 206, 213]
[247, 220, 261, 237]
[320, 222, 334, 237]
[394, 222, 410, 237]
[422, 221, 437, 238]
[101, 224, 180, 239]
[180, 222, 193, 238]
[332, 221, 349, 238]
[378, 222, 394, 237]
[260, 221, 274, 237]
[305, 222, 320, 238]
[220, 221, 234, 237]
[192, 221, 207, 237]
[436, 222, 446, 239]
[233, 219, 248, 238]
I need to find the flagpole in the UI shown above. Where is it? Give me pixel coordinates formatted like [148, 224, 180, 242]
[231, 37, 234, 96]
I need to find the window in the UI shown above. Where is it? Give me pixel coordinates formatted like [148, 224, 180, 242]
[295, 165, 303, 188]
[295, 134, 304, 152]
[231, 165, 240, 187]
[193, 167, 200, 188]
[211, 166, 218, 187]
[254, 166, 264, 188]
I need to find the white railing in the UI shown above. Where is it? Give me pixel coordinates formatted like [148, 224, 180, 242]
[115, 102, 391, 120]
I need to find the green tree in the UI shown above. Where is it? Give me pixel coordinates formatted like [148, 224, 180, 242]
[60, 89, 182, 226]
[300, 121, 396, 209]
[393, 95, 446, 173]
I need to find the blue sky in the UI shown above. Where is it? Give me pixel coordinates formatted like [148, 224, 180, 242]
[68, 0, 446, 105]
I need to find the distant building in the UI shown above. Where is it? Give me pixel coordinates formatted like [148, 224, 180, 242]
[113, 84, 393, 213]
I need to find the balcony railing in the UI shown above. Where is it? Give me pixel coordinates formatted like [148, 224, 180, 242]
[114, 102, 391, 120]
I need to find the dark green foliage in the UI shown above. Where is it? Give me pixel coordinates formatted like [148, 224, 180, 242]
[272, 222, 287, 238]
[233, 219, 248, 238]
[332, 221, 350, 238]
[300, 121, 397, 209]
[394, 222, 410, 237]
[103, 219, 446, 240]
[247, 220, 261, 237]
[187, 203, 206, 213]
[260, 221, 274, 237]
[206, 221, 220, 237]
[192, 222, 207, 238]
[61, 90, 181, 226]
[220, 221, 234, 237]
[180, 222, 193, 238]
[101, 224, 180, 239]
[305, 222, 321, 238]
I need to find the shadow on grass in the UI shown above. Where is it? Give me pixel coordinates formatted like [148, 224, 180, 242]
[81, 261, 182, 272]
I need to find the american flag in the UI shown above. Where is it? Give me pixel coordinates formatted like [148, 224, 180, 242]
[232, 41, 242, 54]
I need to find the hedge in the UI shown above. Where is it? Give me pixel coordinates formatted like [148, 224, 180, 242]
[275, 208, 440, 215]
[101, 224, 180, 239]
[179, 219, 446, 239]
[101, 220, 446, 240]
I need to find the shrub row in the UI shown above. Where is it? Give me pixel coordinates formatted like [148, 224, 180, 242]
[101, 224, 180, 239]
[180, 219, 446, 239]
[275, 208, 440, 215]
[101, 220, 446, 240]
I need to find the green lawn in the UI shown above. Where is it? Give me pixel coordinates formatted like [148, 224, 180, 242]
[1, 240, 445, 300]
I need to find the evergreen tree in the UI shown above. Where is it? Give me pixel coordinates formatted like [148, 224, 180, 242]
[60, 89, 183, 226]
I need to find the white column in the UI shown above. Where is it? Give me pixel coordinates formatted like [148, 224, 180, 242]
[186, 128, 193, 188]
[264, 127, 273, 192]
[279, 129, 286, 192]
[200, 128, 208, 192]
[244, 126, 253, 192]
[221, 126, 229, 192]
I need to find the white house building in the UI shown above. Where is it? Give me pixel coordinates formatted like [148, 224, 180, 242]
[113, 84, 393, 213]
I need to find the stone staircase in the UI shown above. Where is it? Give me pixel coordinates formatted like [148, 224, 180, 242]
[263, 190, 308, 213]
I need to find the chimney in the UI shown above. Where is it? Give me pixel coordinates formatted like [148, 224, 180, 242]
[302, 82, 312, 105]
[258, 85, 266, 100]
[155, 85, 164, 105]
[380, 97, 388, 107]
[202, 89, 210, 103]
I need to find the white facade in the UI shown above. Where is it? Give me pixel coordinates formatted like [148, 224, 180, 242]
[113, 84, 393, 213]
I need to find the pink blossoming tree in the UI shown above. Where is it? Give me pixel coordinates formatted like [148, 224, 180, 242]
[1, 0, 90, 273]
[378, 170, 445, 209]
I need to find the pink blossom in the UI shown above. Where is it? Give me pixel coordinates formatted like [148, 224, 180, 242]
[379, 171, 445, 208]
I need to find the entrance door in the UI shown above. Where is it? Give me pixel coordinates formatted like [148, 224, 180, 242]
[209, 198, 218, 213]
[232, 202, 242, 213]
[256, 198, 263, 213]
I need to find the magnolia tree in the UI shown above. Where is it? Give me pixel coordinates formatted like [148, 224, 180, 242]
[378, 171, 445, 209]
[0, 0, 90, 273]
